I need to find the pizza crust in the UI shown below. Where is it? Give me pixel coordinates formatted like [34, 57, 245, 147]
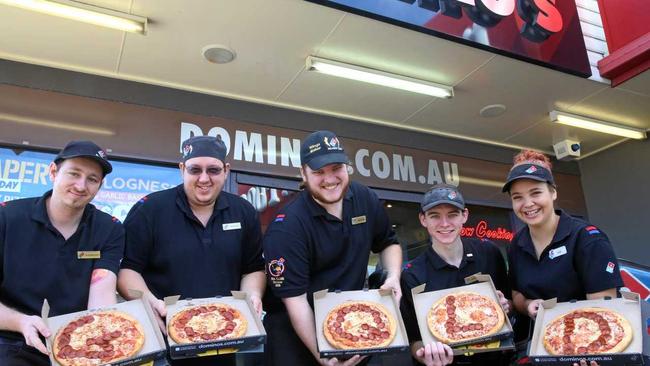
[543, 307, 633, 355]
[52, 310, 145, 366]
[167, 303, 248, 345]
[427, 291, 505, 344]
[323, 301, 397, 350]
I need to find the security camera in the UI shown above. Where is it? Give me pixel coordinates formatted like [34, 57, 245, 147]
[553, 139, 581, 160]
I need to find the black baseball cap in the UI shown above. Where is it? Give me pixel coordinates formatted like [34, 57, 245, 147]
[181, 135, 227, 163]
[54, 140, 112, 176]
[502, 163, 555, 192]
[300, 130, 349, 170]
[421, 184, 465, 212]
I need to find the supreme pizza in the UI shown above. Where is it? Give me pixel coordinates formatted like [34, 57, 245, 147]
[52, 311, 145, 366]
[323, 301, 397, 349]
[543, 307, 632, 355]
[167, 303, 248, 344]
[427, 292, 505, 344]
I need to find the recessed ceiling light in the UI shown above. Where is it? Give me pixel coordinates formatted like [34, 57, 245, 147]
[202, 45, 236, 64]
[480, 104, 506, 118]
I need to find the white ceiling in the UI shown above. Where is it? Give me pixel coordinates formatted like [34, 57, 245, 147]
[0, 0, 648, 158]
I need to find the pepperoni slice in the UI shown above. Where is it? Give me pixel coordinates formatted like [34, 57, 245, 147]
[351, 305, 358, 311]
[376, 322, 385, 329]
[352, 336, 359, 342]
[446, 296, 455, 304]
[335, 327, 343, 335]
[562, 335, 571, 343]
[475, 323, 483, 330]
[201, 333, 211, 340]
[218, 330, 227, 337]
[342, 307, 351, 314]
[223, 312, 234, 321]
[452, 325, 462, 333]
[361, 323, 369, 330]
[208, 306, 217, 311]
[381, 331, 390, 339]
[110, 330, 121, 338]
[336, 316, 345, 323]
[577, 347, 588, 354]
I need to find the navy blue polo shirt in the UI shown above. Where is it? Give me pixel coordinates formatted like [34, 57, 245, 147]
[400, 238, 509, 345]
[0, 191, 124, 340]
[263, 181, 398, 306]
[120, 184, 264, 300]
[508, 210, 624, 302]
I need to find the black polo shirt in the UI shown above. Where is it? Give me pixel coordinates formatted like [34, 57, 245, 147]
[400, 238, 509, 346]
[508, 209, 623, 302]
[263, 181, 398, 307]
[0, 191, 124, 340]
[120, 184, 264, 300]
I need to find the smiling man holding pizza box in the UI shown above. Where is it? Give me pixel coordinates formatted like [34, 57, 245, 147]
[0, 140, 124, 366]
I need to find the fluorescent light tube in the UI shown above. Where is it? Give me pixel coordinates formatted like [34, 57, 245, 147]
[550, 110, 646, 140]
[306, 56, 453, 99]
[0, 0, 147, 34]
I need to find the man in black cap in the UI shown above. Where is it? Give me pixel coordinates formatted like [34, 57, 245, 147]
[0, 140, 124, 365]
[118, 135, 265, 366]
[400, 184, 511, 366]
[263, 130, 402, 366]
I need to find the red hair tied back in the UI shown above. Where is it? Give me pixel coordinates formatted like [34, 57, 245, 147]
[512, 150, 552, 171]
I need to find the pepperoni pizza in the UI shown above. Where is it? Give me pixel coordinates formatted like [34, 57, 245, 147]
[323, 301, 396, 349]
[52, 311, 145, 366]
[427, 292, 505, 344]
[167, 303, 248, 344]
[543, 307, 632, 355]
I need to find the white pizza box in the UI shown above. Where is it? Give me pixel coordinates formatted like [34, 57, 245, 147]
[42, 292, 167, 366]
[313, 288, 410, 358]
[163, 291, 266, 360]
[411, 273, 514, 354]
[529, 290, 644, 365]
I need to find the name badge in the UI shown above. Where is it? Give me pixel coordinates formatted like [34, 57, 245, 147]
[77, 251, 101, 259]
[222, 222, 242, 231]
[351, 215, 367, 225]
[549, 246, 567, 260]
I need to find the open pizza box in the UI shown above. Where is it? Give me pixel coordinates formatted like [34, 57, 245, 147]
[313, 288, 410, 358]
[411, 273, 515, 355]
[164, 291, 266, 360]
[528, 290, 646, 365]
[42, 291, 167, 366]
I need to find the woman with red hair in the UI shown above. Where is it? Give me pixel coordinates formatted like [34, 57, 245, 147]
[503, 151, 623, 366]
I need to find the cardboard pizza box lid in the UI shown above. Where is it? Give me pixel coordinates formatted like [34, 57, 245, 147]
[42, 294, 167, 366]
[163, 291, 266, 358]
[529, 291, 644, 365]
[411, 273, 514, 353]
[313, 288, 410, 358]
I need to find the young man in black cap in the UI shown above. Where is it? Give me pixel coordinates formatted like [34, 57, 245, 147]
[400, 184, 511, 366]
[263, 130, 403, 366]
[0, 140, 124, 365]
[118, 135, 265, 366]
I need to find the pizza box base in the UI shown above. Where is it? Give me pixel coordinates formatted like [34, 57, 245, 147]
[41, 296, 167, 366]
[452, 336, 516, 356]
[528, 291, 645, 365]
[313, 288, 409, 359]
[164, 291, 266, 360]
[411, 273, 514, 352]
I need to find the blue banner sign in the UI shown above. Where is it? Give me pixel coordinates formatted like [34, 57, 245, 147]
[0, 148, 180, 221]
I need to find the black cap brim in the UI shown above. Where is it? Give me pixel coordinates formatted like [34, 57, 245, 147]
[421, 200, 465, 212]
[502, 175, 550, 192]
[55, 155, 112, 176]
[305, 152, 349, 170]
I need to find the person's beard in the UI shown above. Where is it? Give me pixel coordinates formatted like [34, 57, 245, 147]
[304, 176, 350, 205]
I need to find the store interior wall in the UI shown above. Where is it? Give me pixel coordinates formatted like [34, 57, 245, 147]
[579, 139, 650, 266]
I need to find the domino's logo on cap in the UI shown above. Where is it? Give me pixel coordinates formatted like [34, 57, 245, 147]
[525, 165, 537, 174]
[300, 130, 349, 170]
